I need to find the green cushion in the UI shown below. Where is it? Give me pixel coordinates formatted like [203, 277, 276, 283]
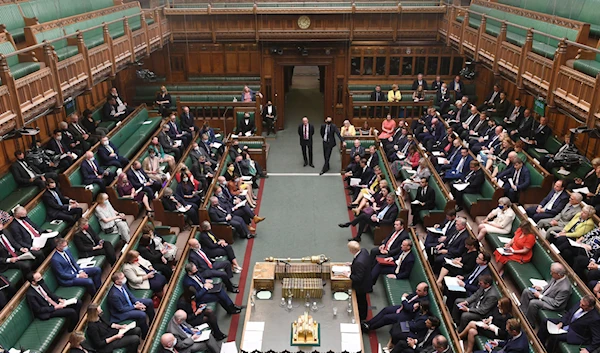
[0, 173, 39, 210]
[0, 269, 22, 286]
[55, 46, 80, 61]
[10, 62, 41, 80]
[0, 4, 26, 37]
[573, 59, 600, 77]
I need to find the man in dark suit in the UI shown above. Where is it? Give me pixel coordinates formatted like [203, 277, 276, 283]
[362, 282, 430, 331]
[182, 263, 242, 314]
[198, 221, 241, 272]
[10, 206, 52, 256]
[349, 139, 366, 159]
[0, 222, 43, 273]
[167, 310, 220, 353]
[73, 217, 116, 265]
[167, 113, 192, 147]
[412, 73, 428, 90]
[158, 124, 183, 160]
[496, 159, 531, 203]
[339, 194, 399, 242]
[538, 295, 600, 353]
[424, 210, 457, 257]
[208, 197, 251, 239]
[450, 76, 465, 100]
[108, 271, 155, 338]
[81, 151, 115, 193]
[346, 241, 372, 321]
[365, 145, 380, 169]
[431, 76, 444, 91]
[51, 237, 102, 296]
[471, 125, 503, 155]
[444, 252, 491, 307]
[371, 239, 415, 284]
[477, 84, 502, 112]
[443, 148, 472, 181]
[180, 106, 196, 136]
[103, 97, 126, 121]
[510, 109, 534, 141]
[526, 180, 569, 222]
[451, 160, 485, 212]
[161, 187, 199, 225]
[11, 150, 58, 190]
[97, 136, 129, 168]
[46, 130, 76, 169]
[42, 178, 83, 225]
[238, 112, 255, 136]
[411, 178, 436, 225]
[490, 92, 510, 119]
[452, 274, 500, 330]
[477, 319, 529, 353]
[188, 239, 238, 293]
[393, 317, 441, 353]
[504, 98, 526, 129]
[348, 159, 373, 197]
[320, 116, 344, 175]
[26, 271, 82, 331]
[59, 121, 87, 156]
[262, 100, 277, 135]
[298, 116, 315, 167]
[128, 160, 161, 200]
[68, 112, 98, 147]
[108, 87, 134, 116]
[370, 85, 386, 117]
[431, 217, 469, 273]
[524, 115, 552, 147]
[456, 106, 480, 138]
[436, 83, 452, 114]
[370, 219, 408, 262]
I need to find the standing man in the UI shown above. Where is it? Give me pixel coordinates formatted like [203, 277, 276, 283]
[345, 241, 373, 321]
[320, 116, 344, 175]
[298, 116, 314, 168]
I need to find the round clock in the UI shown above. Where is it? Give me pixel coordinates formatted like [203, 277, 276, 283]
[298, 15, 311, 29]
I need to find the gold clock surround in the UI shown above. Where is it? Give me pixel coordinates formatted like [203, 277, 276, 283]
[298, 15, 311, 29]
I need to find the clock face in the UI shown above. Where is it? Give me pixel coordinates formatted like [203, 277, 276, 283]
[298, 15, 311, 29]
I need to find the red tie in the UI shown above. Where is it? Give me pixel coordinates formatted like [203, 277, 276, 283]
[89, 161, 98, 176]
[304, 125, 308, 139]
[22, 220, 41, 237]
[57, 141, 64, 153]
[385, 231, 400, 251]
[37, 286, 58, 306]
[1, 236, 17, 257]
[197, 250, 212, 268]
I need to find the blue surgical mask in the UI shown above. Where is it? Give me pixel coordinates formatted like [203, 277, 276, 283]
[498, 205, 504, 210]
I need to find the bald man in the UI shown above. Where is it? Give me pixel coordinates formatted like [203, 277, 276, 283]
[346, 241, 373, 321]
[188, 239, 238, 293]
[166, 310, 220, 353]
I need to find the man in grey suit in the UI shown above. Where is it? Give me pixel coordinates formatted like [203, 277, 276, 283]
[166, 310, 220, 353]
[538, 193, 583, 236]
[452, 274, 499, 331]
[520, 262, 572, 327]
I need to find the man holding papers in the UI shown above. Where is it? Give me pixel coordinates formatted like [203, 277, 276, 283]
[51, 238, 102, 296]
[371, 239, 415, 285]
[450, 160, 484, 212]
[26, 271, 82, 331]
[475, 318, 529, 353]
[444, 252, 491, 312]
[10, 206, 54, 255]
[167, 309, 220, 353]
[537, 295, 600, 353]
[452, 274, 499, 331]
[443, 148, 472, 181]
[370, 219, 408, 262]
[430, 217, 469, 273]
[424, 210, 457, 256]
[495, 159, 530, 203]
[108, 272, 155, 338]
[0, 222, 44, 273]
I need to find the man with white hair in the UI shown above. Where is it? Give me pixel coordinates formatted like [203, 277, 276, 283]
[159, 333, 178, 353]
[166, 309, 220, 353]
[520, 262, 572, 326]
[538, 192, 584, 233]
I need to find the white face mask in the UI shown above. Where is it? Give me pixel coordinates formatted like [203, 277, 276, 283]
[182, 177, 189, 182]
[103, 140, 109, 146]
[171, 338, 177, 347]
[120, 278, 127, 285]
[56, 136, 62, 141]
[89, 157, 95, 161]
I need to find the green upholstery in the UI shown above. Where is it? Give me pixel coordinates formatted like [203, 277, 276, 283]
[573, 53, 600, 77]
[0, 4, 26, 41]
[0, 41, 41, 80]
[34, 27, 80, 61]
[107, 109, 161, 161]
[88, 215, 121, 246]
[0, 269, 22, 286]
[463, 178, 496, 210]
[91, 106, 117, 131]
[19, 0, 116, 24]
[28, 202, 69, 233]
[235, 111, 256, 133]
[526, 136, 561, 160]
[0, 173, 39, 211]
[188, 76, 260, 82]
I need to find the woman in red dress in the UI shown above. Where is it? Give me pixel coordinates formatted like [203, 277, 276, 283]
[494, 221, 535, 274]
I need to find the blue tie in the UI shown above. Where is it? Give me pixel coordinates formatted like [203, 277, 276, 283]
[121, 287, 132, 306]
[181, 324, 194, 335]
[51, 191, 63, 206]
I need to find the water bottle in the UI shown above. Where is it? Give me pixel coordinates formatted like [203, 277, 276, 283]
[250, 290, 256, 308]
[287, 297, 293, 311]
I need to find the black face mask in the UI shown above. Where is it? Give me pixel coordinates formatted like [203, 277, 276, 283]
[326, 121, 332, 124]
[37, 279, 45, 286]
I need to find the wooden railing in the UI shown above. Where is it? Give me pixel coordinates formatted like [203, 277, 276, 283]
[348, 99, 433, 120]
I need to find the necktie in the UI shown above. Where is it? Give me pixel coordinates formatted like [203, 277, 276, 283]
[422, 187, 426, 197]
[401, 142, 410, 154]
[464, 171, 474, 181]
[468, 266, 484, 283]
[474, 120, 483, 131]
[193, 275, 204, 288]
[511, 107, 518, 119]
[513, 169, 520, 184]
[448, 231, 460, 245]
[106, 144, 114, 154]
[197, 250, 213, 268]
[325, 125, 329, 142]
[475, 290, 486, 308]
[89, 161, 98, 176]
[304, 125, 308, 139]
[20, 161, 36, 178]
[378, 204, 391, 220]
[419, 329, 434, 348]
[456, 157, 466, 172]
[21, 219, 40, 237]
[385, 231, 400, 251]
[51, 190, 63, 206]
[545, 192, 559, 211]
[136, 170, 145, 184]
[37, 286, 58, 306]
[442, 220, 454, 235]
[75, 123, 85, 134]
[449, 148, 459, 162]
[207, 232, 217, 243]
[62, 252, 78, 273]
[121, 287, 133, 306]
[57, 140, 64, 153]
[465, 114, 476, 126]
[1, 235, 17, 257]
[180, 323, 194, 336]
[536, 124, 543, 133]
[395, 252, 408, 274]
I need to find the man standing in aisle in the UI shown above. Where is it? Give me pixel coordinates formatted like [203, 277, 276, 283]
[298, 116, 314, 168]
[345, 241, 373, 321]
[320, 116, 345, 175]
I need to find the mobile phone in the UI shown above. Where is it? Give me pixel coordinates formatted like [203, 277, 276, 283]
[528, 287, 537, 292]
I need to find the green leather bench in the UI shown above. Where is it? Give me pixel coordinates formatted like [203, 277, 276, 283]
[235, 111, 256, 134]
[519, 161, 546, 204]
[0, 173, 39, 211]
[408, 175, 449, 226]
[0, 4, 27, 42]
[188, 76, 260, 82]
[28, 201, 70, 233]
[88, 214, 121, 247]
[574, 52, 600, 77]
[34, 27, 79, 62]
[526, 135, 561, 161]
[463, 178, 501, 217]
[107, 110, 162, 162]
[0, 40, 41, 80]
[91, 105, 117, 131]
[19, 0, 116, 24]
[0, 269, 21, 286]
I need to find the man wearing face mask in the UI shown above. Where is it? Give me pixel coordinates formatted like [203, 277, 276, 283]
[51, 237, 102, 296]
[42, 178, 83, 226]
[10, 206, 53, 256]
[59, 121, 88, 155]
[81, 151, 115, 193]
[73, 217, 117, 265]
[0, 220, 44, 273]
[208, 196, 253, 239]
[161, 187, 199, 225]
[46, 130, 76, 170]
[128, 160, 162, 200]
[98, 136, 129, 168]
[193, 139, 218, 166]
[238, 112, 255, 136]
[167, 310, 221, 353]
[11, 150, 59, 189]
[320, 116, 345, 175]
[214, 185, 264, 227]
[158, 124, 184, 160]
[191, 155, 214, 192]
[108, 271, 155, 338]
[262, 100, 277, 135]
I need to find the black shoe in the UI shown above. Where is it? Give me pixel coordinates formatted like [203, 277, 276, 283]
[347, 204, 357, 209]
[229, 288, 240, 293]
[345, 186, 352, 190]
[348, 237, 361, 242]
[304, 162, 308, 167]
[338, 223, 350, 228]
[310, 164, 314, 168]
[361, 321, 370, 332]
[246, 234, 256, 239]
[319, 171, 325, 175]
[214, 333, 228, 341]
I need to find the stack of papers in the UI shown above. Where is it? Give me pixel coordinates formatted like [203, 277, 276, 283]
[534, 148, 549, 154]
[437, 157, 448, 164]
[453, 183, 469, 191]
[444, 258, 463, 268]
[32, 231, 59, 249]
[242, 321, 264, 351]
[332, 265, 351, 276]
[118, 322, 136, 335]
[341, 324, 361, 352]
[349, 178, 361, 186]
[573, 187, 590, 194]
[497, 236, 512, 244]
[76, 257, 97, 269]
[426, 227, 444, 234]
[444, 277, 466, 292]
[547, 321, 568, 335]
[496, 247, 514, 256]
[557, 169, 570, 176]
[530, 278, 548, 288]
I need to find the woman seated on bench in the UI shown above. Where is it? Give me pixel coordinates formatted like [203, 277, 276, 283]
[123, 250, 167, 295]
[476, 197, 515, 241]
[493, 221, 535, 274]
[95, 193, 131, 242]
[400, 158, 431, 195]
[116, 173, 153, 215]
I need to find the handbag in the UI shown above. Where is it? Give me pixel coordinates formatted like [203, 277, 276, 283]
[103, 225, 116, 234]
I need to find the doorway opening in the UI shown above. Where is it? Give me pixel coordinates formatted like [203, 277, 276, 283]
[282, 66, 325, 129]
[283, 66, 324, 92]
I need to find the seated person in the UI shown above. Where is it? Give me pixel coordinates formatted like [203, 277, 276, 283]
[155, 86, 172, 117]
[137, 234, 175, 279]
[182, 263, 243, 314]
[142, 147, 169, 185]
[162, 187, 199, 225]
[81, 151, 115, 193]
[149, 136, 177, 171]
[175, 164, 201, 191]
[493, 221, 536, 274]
[69, 112, 98, 149]
[196, 135, 219, 165]
[188, 239, 238, 293]
[444, 252, 491, 308]
[435, 238, 479, 289]
[390, 315, 441, 353]
[410, 178, 436, 225]
[42, 178, 83, 226]
[442, 148, 472, 181]
[108, 87, 134, 113]
[108, 271, 155, 338]
[429, 217, 469, 274]
[477, 85, 502, 113]
[413, 85, 425, 102]
[450, 160, 485, 212]
[95, 193, 131, 242]
[167, 113, 192, 147]
[11, 150, 59, 189]
[51, 237, 102, 296]
[167, 309, 220, 353]
[522, 116, 552, 150]
[27, 141, 61, 174]
[476, 318, 529, 353]
[462, 112, 489, 141]
[347, 158, 374, 198]
[388, 301, 432, 350]
[26, 271, 82, 332]
[526, 180, 570, 222]
[179, 106, 196, 136]
[370, 219, 408, 261]
[238, 112, 255, 136]
[103, 97, 127, 121]
[98, 136, 129, 168]
[549, 206, 596, 264]
[519, 262, 571, 326]
[471, 125, 503, 156]
[176, 173, 202, 207]
[459, 297, 513, 353]
[116, 173, 153, 215]
[437, 83, 451, 113]
[215, 185, 263, 229]
[495, 159, 530, 203]
[400, 159, 431, 195]
[452, 274, 499, 331]
[483, 138, 513, 174]
[351, 182, 389, 217]
[192, 155, 215, 193]
[339, 194, 399, 242]
[141, 224, 177, 262]
[362, 282, 430, 332]
[47, 129, 77, 169]
[492, 144, 526, 178]
[435, 139, 462, 173]
[207, 196, 251, 239]
[85, 304, 142, 353]
[0, 273, 15, 311]
[241, 85, 262, 102]
[538, 295, 600, 353]
[73, 217, 117, 265]
[81, 109, 109, 137]
[503, 98, 525, 128]
[569, 228, 600, 283]
[127, 160, 162, 200]
[424, 210, 457, 257]
[538, 192, 583, 232]
[59, 121, 88, 155]
[417, 118, 445, 152]
[371, 239, 414, 285]
[199, 221, 242, 273]
[122, 250, 167, 294]
[341, 120, 356, 137]
[0, 221, 44, 273]
[176, 286, 227, 341]
[566, 157, 600, 191]
[158, 124, 184, 160]
[476, 197, 515, 241]
[10, 206, 53, 255]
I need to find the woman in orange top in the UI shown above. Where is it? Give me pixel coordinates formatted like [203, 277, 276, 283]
[494, 221, 536, 273]
[227, 176, 256, 208]
[378, 114, 397, 140]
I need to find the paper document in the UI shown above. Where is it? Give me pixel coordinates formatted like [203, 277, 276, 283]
[444, 276, 466, 292]
[332, 265, 351, 275]
[550, 243, 560, 254]
[411, 200, 422, 205]
[118, 322, 136, 335]
[496, 247, 514, 256]
[245, 321, 265, 331]
[244, 131, 252, 137]
[117, 105, 126, 112]
[32, 237, 47, 249]
[194, 330, 212, 342]
[340, 323, 360, 333]
[401, 165, 413, 170]
[497, 236, 512, 244]
[573, 187, 590, 194]
[426, 227, 444, 234]
[177, 205, 192, 213]
[364, 193, 373, 201]
[534, 148, 549, 154]
[432, 151, 443, 156]
[349, 178, 361, 187]
[241, 176, 253, 181]
[520, 137, 532, 144]
[142, 120, 153, 125]
[9, 349, 30, 353]
[211, 142, 222, 149]
[518, 205, 526, 214]
[17, 251, 36, 261]
[453, 183, 469, 191]
[341, 332, 361, 352]
[547, 321, 568, 335]
[76, 257, 94, 265]
[194, 323, 210, 331]
[497, 179, 504, 188]
[173, 140, 182, 147]
[557, 169, 570, 175]
[437, 157, 448, 164]
[508, 178, 515, 188]
[530, 278, 548, 288]
[406, 169, 416, 174]
[231, 134, 239, 139]
[444, 258, 463, 268]
[220, 341, 237, 353]
[568, 239, 587, 249]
